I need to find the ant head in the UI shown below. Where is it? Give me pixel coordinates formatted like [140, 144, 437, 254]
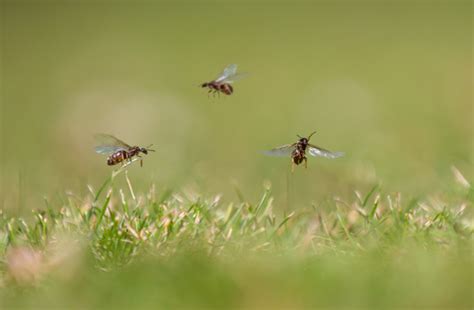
[140, 144, 155, 154]
[297, 131, 317, 142]
[201, 82, 208, 88]
[296, 135, 308, 144]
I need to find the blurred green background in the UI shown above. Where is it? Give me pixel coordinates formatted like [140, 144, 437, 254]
[1, 0, 472, 211]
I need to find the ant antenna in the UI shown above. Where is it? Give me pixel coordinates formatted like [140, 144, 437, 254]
[145, 144, 156, 152]
[296, 134, 303, 139]
[307, 131, 317, 140]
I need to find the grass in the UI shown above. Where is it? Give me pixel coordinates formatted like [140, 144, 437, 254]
[0, 166, 472, 309]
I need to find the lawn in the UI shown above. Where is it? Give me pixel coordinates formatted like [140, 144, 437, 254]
[1, 167, 472, 308]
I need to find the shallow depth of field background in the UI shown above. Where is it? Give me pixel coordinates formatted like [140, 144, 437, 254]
[0, 1, 472, 308]
[2, 1, 471, 212]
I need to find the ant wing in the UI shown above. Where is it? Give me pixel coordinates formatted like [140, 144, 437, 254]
[263, 143, 296, 157]
[94, 145, 127, 155]
[95, 134, 131, 148]
[220, 72, 248, 84]
[215, 64, 238, 83]
[94, 134, 130, 155]
[308, 144, 344, 159]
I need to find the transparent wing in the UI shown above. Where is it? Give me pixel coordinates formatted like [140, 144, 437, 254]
[94, 134, 130, 155]
[95, 145, 126, 155]
[220, 72, 248, 84]
[263, 143, 296, 157]
[215, 64, 238, 82]
[308, 144, 344, 159]
[95, 134, 131, 148]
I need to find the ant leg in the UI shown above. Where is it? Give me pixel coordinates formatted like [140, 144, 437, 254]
[304, 157, 308, 169]
[136, 155, 143, 167]
[291, 162, 295, 173]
